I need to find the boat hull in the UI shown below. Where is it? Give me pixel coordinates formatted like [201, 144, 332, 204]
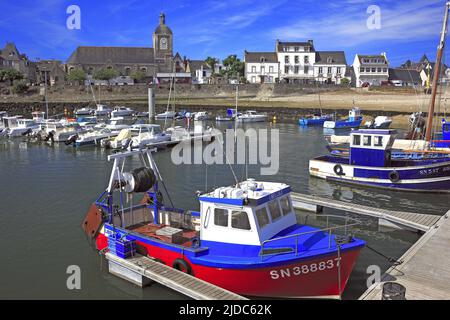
[95, 231, 362, 299]
[323, 118, 363, 129]
[299, 116, 332, 126]
[309, 157, 450, 192]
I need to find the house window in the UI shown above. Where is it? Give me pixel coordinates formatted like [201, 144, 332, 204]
[377, 68, 382, 72]
[383, 68, 387, 72]
[260, 57, 266, 63]
[284, 66, 289, 74]
[327, 67, 332, 74]
[294, 66, 299, 74]
[268, 200, 282, 221]
[337, 67, 341, 74]
[363, 135, 372, 146]
[231, 211, 251, 230]
[319, 67, 323, 74]
[269, 66, 274, 73]
[285, 56, 289, 63]
[304, 66, 309, 74]
[251, 76, 256, 83]
[214, 208, 229, 227]
[360, 67, 364, 72]
[353, 134, 361, 145]
[372, 68, 376, 72]
[261, 66, 265, 74]
[141, 67, 147, 72]
[280, 197, 292, 215]
[294, 46, 299, 52]
[327, 57, 333, 63]
[295, 56, 299, 64]
[304, 56, 309, 64]
[256, 207, 270, 228]
[251, 66, 256, 73]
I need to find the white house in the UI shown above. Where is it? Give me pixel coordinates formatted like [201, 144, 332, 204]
[276, 40, 316, 83]
[353, 53, 389, 87]
[244, 51, 279, 83]
[187, 60, 212, 84]
[314, 51, 347, 84]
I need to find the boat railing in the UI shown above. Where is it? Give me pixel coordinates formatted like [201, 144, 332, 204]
[259, 214, 361, 261]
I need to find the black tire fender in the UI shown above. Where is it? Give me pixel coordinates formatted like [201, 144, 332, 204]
[333, 164, 345, 176]
[172, 258, 193, 275]
[388, 170, 400, 183]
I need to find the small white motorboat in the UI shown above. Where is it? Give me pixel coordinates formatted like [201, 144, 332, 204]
[111, 106, 135, 118]
[155, 110, 177, 120]
[8, 118, 40, 137]
[75, 107, 95, 117]
[364, 116, 393, 129]
[236, 110, 267, 123]
[130, 124, 171, 148]
[193, 111, 210, 121]
[40, 120, 84, 143]
[101, 117, 132, 131]
[71, 128, 119, 147]
[94, 104, 113, 117]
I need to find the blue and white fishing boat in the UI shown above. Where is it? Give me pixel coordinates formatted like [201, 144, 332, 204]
[299, 113, 333, 126]
[310, 129, 450, 192]
[323, 107, 363, 129]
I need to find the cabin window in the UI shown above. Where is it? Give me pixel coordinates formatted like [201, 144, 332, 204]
[231, 211, 251, 230]
[363, 135, 372, 146]
[214, 208, 229, 227]
[268, 200, 282, 221]
[256, 207, 270, 228]
[353, 135, 361, 146]
[444, 124, 450, 133]
[280, 196, 292, 215]
[374, 136, 383, 147]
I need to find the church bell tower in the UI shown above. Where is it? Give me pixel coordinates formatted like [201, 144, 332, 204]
[153, 12, 173, 72]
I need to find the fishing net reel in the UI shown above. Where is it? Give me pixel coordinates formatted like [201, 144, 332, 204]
[114, 167, 156, 193]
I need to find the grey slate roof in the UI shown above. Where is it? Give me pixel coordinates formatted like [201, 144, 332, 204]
[315, 51, 347, 65]
[188, 60, 211, 72]
[244, 51, 278, 63]
[388, 68, 421, 83]
[357, 54, 388, 64]
[67, 46, 155, 64]
[276, 41, 315, 52]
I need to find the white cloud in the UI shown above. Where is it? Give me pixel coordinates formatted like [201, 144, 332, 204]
[270, 0, 444, 47]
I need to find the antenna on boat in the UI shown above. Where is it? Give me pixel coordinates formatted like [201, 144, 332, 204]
[425, 1, 450, 142]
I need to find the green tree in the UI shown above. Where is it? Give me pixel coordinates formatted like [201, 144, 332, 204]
[222, 54, 244, 81]
[11, 81, 28, 94]
[94, 68, 118, 81]
[130, 70, 146, 82]
[68, 69, 86, 84]
[0, 69, 24, 85]
[340, 78, 350, 86]
[205, 56, 218, 73]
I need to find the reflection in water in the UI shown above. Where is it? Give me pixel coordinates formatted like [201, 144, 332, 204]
[0, 122, 446, 299]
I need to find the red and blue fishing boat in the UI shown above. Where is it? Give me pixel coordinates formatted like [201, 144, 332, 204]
[82, 149, 364, 299]
[299, 113, 333, 126]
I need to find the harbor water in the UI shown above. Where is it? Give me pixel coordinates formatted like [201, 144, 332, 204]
[0, 121, 448, 300]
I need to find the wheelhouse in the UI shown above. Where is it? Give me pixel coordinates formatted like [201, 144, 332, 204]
[349, 129, 396, 166]
[198, 179, 296, 247]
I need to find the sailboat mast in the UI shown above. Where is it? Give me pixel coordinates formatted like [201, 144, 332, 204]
[425, 2, 450, 142]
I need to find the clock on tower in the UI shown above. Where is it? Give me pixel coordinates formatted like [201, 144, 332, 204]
[160, 37, 168, 50]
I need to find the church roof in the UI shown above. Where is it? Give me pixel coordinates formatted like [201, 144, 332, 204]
[67, 46, 155, 64]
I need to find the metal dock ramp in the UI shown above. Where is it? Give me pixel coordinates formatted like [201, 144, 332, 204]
[291, 192, 441, 232]
[105, 253, 248, 300]
[360, 211, 450, 300]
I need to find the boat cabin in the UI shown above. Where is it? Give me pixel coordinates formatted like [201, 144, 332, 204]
[2, 116, 19, 128]
[349, 129, 396, 166]
[442, 119, 450, 140]
[131, 124, 163, 135]
[198, 179, 296, 248]
[32, 111, 45, 123]
[348, 107, 361, 121]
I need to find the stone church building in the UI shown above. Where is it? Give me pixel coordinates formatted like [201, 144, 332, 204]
[66, 13, 184, 81]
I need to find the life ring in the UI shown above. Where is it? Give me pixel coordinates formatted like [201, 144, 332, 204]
[333, 164, 345, 176]
[388, 170, 400, 183]
[172, 258, 193, 275]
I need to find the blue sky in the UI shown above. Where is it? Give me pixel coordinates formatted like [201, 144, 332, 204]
[0, 0, 448, 67]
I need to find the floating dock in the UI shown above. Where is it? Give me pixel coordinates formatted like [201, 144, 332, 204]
[291, 192, 440, 232]
[360, 211, 450, 300]
[105, 252, 247, 300]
